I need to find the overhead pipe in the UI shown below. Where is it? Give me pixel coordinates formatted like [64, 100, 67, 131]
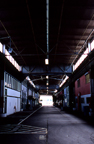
[46, 0, 49, 60]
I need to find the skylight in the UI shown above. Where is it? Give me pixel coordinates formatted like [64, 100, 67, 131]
[73, 39, 94, 71]
[0, 42, 21, 71]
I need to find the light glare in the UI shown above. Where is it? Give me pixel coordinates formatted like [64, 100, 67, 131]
[45, 59, 49, 65]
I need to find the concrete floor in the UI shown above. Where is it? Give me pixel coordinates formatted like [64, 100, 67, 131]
[0, 106, 94, 144]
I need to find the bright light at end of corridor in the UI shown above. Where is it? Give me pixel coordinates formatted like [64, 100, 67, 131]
[40, 95, 53, 106]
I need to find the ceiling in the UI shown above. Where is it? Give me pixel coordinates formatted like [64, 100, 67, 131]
[0, 0, 94, 95]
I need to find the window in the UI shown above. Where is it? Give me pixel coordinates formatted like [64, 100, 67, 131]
[73, 47, 89, 71]
[77, 79, 80, 87]
[85, 73, 90, 84]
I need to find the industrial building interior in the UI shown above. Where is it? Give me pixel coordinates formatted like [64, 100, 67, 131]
[0, 0, 94, 144]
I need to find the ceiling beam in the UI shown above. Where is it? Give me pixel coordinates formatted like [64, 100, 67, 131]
[22, 65, 72, 77]
[39, 85, 59, 90]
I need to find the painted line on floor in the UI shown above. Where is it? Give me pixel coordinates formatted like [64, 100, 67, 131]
[17, 106, 42, 125]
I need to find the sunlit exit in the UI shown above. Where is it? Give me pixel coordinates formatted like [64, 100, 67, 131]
[40, 95, 53, 106]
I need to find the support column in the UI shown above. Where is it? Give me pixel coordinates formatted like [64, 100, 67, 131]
[90, 67, 94, 112]
[69, 82, 75, 110]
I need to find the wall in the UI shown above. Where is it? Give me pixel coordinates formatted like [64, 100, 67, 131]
[7, 97, 20, 115]
[28, 89, 32, 95]
[4, 71, 21, 116]
[81, 94, 91, 112]
[35, 93, 39, 105]
[75, 72, 90, 112]
[5, 88, 20, 115]
[7, 88, 20, 97]
[63, 86, 69, 107]
[75, 74, 90, 96]
[21, 84, 27, 110]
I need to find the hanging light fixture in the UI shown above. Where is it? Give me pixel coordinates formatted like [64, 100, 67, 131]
[46, 75, 49, 79]
[45, 58, 49, 65]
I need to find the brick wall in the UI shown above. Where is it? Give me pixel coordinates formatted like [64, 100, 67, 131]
[75, 74, 90, 96]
